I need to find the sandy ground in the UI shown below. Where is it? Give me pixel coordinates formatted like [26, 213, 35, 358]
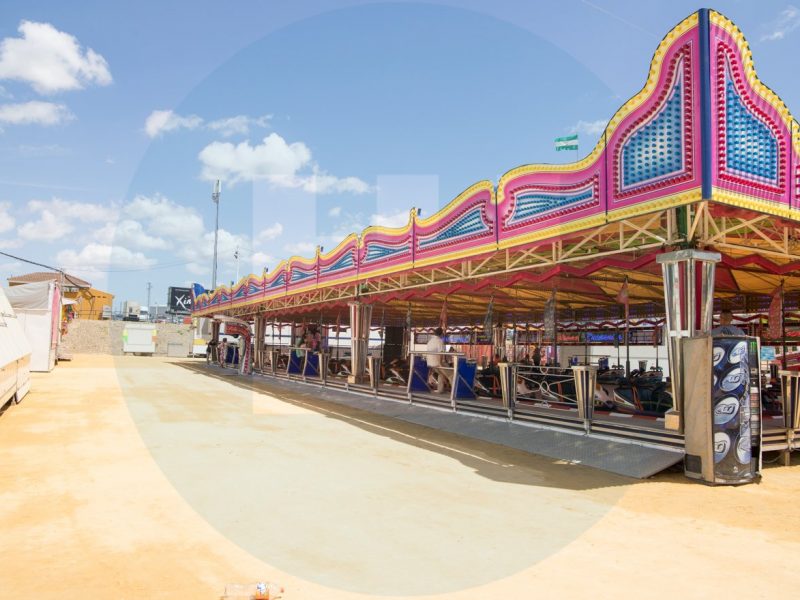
[1, 355, 799, 599]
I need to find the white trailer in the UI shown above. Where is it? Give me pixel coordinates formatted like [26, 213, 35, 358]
[5, 280, 61, 372]
[122, 300, 141, 321]
[0, 286, 32, 405]
[122, 322, 156, 355]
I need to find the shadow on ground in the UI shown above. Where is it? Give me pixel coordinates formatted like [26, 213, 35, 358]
[171, 360, 634, 492]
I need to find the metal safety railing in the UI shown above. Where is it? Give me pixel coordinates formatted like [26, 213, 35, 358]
[778, 371, 800, 453]
[407, 351, 477, 409]
[234, 352, 685, 449]
[513, 365, 578, 407]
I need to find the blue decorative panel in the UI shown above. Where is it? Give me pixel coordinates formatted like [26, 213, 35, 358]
[290, 269, 314, 283]
[724, 76, 778, 182]
[269, 273, 285, 288]
[621, 77, 684, 189]
[247, 282, 261, 294]
[233, 286, 246, 299]
[418, 207, 490, 249]
[508, 187, 594, 225]
[321, 252, 354, 274]
[364, 242, 408, 262]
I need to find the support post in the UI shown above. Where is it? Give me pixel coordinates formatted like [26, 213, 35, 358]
[499, 362, 517, 420]
[253, 315, 264, 371]
[348, 301, 373, 384]
[210, 320, 220, 364]
[656, 249, 720, 431]
[779, 370, 800, 460]
[572, 365, 598, 434]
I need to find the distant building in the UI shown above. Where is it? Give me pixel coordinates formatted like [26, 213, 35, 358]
[7, 272, 114, 321]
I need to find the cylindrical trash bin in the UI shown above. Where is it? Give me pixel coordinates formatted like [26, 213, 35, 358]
[319, 351, 329, 384]
[779, 371, 800, 431]
[499, 362, 517, 418]
[348, 302, 372, 384]
[638, 360, 648, 373]
[572, 365, 598, 433]
[367, 356, 381, 391]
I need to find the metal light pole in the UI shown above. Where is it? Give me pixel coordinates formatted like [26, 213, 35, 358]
[234, 246, 240, 283]
[211, 179, 221, 290]
[146, 281, 152, 321]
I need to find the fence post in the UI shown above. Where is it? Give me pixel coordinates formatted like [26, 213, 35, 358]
[779, 370, 800, 465]
[499, 362, 518, 420]
[572, 365, 598, 433]
[320, 351, 328, 386]
[368, 355, 381, 395]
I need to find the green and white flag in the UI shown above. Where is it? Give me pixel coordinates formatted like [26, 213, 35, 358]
[554, 134, 578, 152]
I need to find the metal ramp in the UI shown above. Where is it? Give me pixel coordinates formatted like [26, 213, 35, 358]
[219, 368, 684, 479]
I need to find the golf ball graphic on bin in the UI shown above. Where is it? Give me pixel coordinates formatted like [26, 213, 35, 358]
[712, 345, 726, 368]
[728, 341, 748, 364]
[719, 366, 746, 395]
[713, 396, 739, 426]
[736, 431, 752, 464]
[714, 431, 731, 463]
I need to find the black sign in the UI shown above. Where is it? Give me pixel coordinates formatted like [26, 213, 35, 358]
[168, 287, 193, 314]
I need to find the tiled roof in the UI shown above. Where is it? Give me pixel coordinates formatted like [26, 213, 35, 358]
[7, 271, 91, 288]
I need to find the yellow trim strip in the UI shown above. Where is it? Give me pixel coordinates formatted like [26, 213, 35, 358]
[712, 187, 800, 221]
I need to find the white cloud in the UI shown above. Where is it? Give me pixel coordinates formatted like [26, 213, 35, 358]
[251, 251, 276, 271]
[144, 109, 203, 138]
[56, 243, 156, 271]
[207, 114, 271, 137]
[0, 238, 22, 249]
[283, 241, 316, 255]
[328, 206, 342, 217]
[198, 132, 371, 194]
[181, 228, 251, 278]
[27, 197, 118, 223]
[761, 5, 800, 41]
[124, 194, 204, 242]
[185, 262, 209, 276]
[0, 101, 73, 126]
[0, 202, 15, 233]
[143, 111, 272, 138]
[0, 21, 111, 94]
[15, 197, 118, 243]
[301, 167, 372, 195]
[199, 133, 311, 183]
[369, 210, 410, 229]
[94, 219, 169, 250]
[18, 208, 72, 241]
[257, 222, 283, 241]
[570, 119, 608, 137]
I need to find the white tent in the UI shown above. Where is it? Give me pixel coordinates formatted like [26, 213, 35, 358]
[5, 280, 61, 372]
[0, 286, 32, 405]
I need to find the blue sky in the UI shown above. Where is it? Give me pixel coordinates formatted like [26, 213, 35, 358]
[0, 0, 798, 307]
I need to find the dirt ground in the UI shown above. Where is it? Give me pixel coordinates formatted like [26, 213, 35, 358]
[1, 355, 799, 599]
